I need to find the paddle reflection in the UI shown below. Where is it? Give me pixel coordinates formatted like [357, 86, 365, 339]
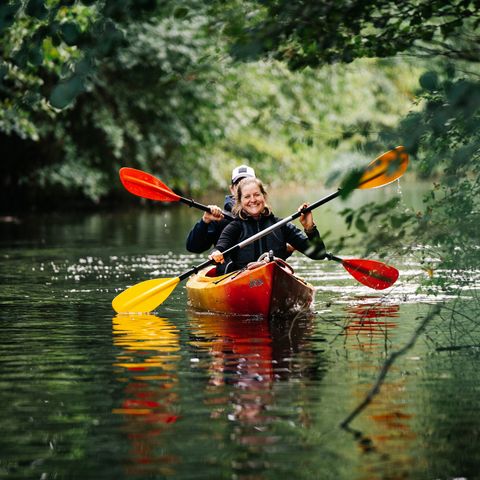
[188, 310, 317, 444]
[341, 301, 416, 476]
[343, 300, 400, 350]
[112, 314, 180, 476]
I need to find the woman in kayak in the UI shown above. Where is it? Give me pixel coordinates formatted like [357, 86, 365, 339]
[209, 177, 326, 274]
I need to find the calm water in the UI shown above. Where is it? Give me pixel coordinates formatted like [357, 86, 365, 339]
[1, 185, 479, 480]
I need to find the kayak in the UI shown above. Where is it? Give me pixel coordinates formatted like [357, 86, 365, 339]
[186, 259, 314, 317]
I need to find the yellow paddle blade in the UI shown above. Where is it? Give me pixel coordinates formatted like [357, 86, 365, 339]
[358, 146, 409, 189]
[112, 277, 180, 313]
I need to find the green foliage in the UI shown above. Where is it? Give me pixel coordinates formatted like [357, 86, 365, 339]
[222, 0, 480, 289]
[226, 0, 480, 69]
[389, 65, 479, 273]
[0, 0, 227, 207]
[0, 0, 419, 209]
[332, 63, 480, 280]
[204, 58, 420, 188]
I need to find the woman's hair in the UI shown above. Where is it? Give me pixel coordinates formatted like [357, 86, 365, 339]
[232, 177, 271, 219]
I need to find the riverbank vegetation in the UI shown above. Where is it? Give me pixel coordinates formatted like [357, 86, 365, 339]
[1, 0, 479, 278]
[1, 0, 420, 211]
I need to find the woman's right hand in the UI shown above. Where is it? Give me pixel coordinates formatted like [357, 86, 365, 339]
[202, 205, 224, 224]
[209, 250, 225, 264]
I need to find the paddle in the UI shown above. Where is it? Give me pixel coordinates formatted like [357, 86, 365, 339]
[324, 253, 399, 290]
[119, 167, 235, 220]
[112, 252, 399, 313]
[112, 147, 407, 313]
[119, 145, 408, 220]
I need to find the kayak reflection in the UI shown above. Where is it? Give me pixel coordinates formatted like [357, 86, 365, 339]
[188, 310, 321, 446]
[112, 314, 180, 476]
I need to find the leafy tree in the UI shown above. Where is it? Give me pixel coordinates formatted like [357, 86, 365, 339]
[0, 0, 227, 209]
[227, 0, 480, 68]
[218, 0, 480, 292]
[206, 57, 420, 187]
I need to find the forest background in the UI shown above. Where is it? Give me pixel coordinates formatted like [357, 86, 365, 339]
[1, 0, 479, 284]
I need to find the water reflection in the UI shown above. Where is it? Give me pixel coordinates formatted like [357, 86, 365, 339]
[112, 314, 180, 476]
[339, 301, 416, 476]
[342, 299, 400, 351]
[188, 310, 321, 459]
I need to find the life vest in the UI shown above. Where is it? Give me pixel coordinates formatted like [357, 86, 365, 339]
[224, 215, 288, 272]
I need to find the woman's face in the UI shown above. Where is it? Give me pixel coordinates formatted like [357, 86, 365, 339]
[240, 182, 265, 218]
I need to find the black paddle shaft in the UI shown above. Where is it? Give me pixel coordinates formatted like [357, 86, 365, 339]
[178, 189, 340, 281]
[179, 197, 235, 220]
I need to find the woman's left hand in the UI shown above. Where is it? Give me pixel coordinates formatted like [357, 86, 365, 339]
[298, 202, 315, 232]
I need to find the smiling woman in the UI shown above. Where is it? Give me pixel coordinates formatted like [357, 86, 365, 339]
[209, 177, 326, 274]
[234, 178, 269, 219]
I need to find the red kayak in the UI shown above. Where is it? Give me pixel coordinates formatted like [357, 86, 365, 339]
[186, 258, 314, 317]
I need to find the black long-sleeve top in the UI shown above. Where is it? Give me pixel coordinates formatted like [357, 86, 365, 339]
[214, 213, 326, 273]
[185, 195, 234, 253]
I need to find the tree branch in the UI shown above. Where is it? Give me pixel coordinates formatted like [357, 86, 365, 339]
[340, 303, 442, 429]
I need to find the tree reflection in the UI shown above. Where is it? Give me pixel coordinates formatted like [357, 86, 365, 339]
[340, 301, 417, 478]
[343, 299, 399, 351]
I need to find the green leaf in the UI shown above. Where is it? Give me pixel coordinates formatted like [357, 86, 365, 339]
[60, 22, 81, 46]
[0, 2, 21, 34]
[173, 7, 189, 19]
[25, 0, 48, 20]
[339, 169, 363, 198]
[49, 76, 84, 109]
[355, 216, 367, 233]
[27, 46, 44, 66]
[419, 71, 438, 92]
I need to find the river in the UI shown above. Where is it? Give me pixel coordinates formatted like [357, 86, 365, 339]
[1, 181, 479, 479]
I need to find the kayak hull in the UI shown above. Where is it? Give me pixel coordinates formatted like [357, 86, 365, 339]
[186, 260, 314, 317]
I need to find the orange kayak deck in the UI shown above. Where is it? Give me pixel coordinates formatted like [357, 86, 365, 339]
[186, 260, 314, 317]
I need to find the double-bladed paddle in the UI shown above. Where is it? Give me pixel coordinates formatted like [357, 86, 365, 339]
[119, 146, 408, 214]
[112, 255, 399, 314]
[112, 146, 408, 313]
[119, 167, 235, 220]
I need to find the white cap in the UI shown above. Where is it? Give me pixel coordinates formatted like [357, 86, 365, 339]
[231, 165, 255, 184]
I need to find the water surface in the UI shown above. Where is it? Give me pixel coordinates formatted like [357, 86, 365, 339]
[1, 184, 479, 479]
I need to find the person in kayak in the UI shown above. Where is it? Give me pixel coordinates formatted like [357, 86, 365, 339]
[209, 177, 326, 274]
[185, 165, 256, 253]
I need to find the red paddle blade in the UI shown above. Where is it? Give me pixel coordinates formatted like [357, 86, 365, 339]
[342, 259, 399, 290]
[119, 167, 180, 202]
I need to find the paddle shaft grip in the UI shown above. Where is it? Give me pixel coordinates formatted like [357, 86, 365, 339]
[179, 197, 235, 220]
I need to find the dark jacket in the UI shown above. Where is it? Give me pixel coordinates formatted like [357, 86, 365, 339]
[186, 195, 235, 253]
[214, 213, 326, 273]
